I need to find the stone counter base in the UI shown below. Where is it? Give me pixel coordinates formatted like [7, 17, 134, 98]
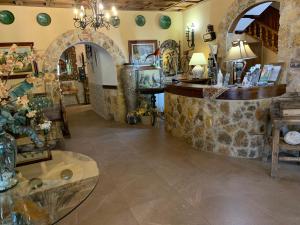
[165, 93, 275, 159]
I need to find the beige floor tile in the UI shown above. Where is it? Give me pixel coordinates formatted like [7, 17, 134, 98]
[56, 106, 300, 225]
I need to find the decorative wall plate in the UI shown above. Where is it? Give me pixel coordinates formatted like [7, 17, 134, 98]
[110, 16, 120, 28]
[0, 10, 15, 25]
[159, 15, 171, 29]
[135, 15, 146, 26]
[36, 13, 51, 26]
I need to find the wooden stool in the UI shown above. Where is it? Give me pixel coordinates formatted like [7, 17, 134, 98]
[271, 118, 300, 177]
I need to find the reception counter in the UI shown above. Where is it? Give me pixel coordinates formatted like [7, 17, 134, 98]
[165, 83, 286, 158]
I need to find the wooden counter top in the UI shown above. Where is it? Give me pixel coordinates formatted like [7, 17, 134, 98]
[165, 83, 286, 100]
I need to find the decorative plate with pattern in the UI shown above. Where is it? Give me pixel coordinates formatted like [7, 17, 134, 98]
[135, 15, 146, 26]
[159, 15, 171, 29]
[0, 10, 15, 25]
[36, 13, 51, 26]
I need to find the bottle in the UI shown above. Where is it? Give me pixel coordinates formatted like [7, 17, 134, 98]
[217, 70, 223, 87]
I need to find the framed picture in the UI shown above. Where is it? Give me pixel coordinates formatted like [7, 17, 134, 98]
[268, 62, 284, 83]
[128, 40, 158, 66]
[136, 67, 162, 89]
[0, 42, 34, 79]
[16, 150, 52, 167]
[249, 64, 261, 85]
[259, 64, 273, 83]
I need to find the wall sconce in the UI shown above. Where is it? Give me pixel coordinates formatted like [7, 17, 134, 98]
[186, 23, 195, 49]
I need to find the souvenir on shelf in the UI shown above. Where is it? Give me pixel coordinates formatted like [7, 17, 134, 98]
[268, 65, 282, 83]
[259, 65, 273, 83]
[242, 72, 252, 87]
[249, 64, 261, 86]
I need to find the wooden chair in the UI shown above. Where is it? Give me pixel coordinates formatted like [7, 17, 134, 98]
[60, 81, 80, 104]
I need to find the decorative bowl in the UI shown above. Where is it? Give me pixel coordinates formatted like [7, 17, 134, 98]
[135, 15, 146, 26]
[36, 13, 51, 26]
[0, 10, 15, 25]
[159, 15, 171, 29]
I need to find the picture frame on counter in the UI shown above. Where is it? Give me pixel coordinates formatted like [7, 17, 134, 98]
[259, 63, 282, 84]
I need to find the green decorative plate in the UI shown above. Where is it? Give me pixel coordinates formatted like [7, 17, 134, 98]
[110, 16, 120, 28]
[0, 10, 15, 25]
[135, 15, 146, 27]
[159, 15, 171, 29]
[36, 13, 51, 26]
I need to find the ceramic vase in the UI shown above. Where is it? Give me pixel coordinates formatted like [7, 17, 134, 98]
[0, 130, 18, 192]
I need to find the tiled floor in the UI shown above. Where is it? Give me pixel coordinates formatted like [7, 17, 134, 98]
[58, 105, 300, 225]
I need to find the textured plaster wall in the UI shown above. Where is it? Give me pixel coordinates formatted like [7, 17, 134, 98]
[0, 5, 183, 63]
[0, 5, 183, 122]
[182, 0, 235, 56]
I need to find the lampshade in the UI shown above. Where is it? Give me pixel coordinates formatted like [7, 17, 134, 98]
[225, 40, 256, 62]
[189, 53, 207, 66]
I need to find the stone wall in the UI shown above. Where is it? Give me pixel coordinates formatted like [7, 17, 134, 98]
[89, 83, 126, 122]
[165, 93, 274, 158]
[217, 0, 300, 92]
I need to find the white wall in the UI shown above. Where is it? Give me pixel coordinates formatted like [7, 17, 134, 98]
[85, 45, 117, 85]
[98, 48, 118, 85]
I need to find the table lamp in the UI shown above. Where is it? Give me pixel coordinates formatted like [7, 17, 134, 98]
[189, 52, 207, 79]
[225, 40, 256, 84]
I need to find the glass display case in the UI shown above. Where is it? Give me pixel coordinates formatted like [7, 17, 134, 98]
[135, 67, 164, 90]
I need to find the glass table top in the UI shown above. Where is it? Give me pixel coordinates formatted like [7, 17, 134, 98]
[0, 151, 99, 225]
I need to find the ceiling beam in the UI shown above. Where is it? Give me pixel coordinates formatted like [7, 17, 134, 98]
[13, 0, 24, 5]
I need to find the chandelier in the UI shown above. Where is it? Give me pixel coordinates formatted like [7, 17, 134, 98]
[73, 0, 120, 30]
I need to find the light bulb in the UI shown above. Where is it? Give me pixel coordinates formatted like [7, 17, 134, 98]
[80, 5, 84, 11]
[80, 12, 84, 19]
[112, 6, 117, 16]
[105, 12, 110, 20]
[73, 8, 78, 18]
[191, 23, 195, 30]
[99, 3, 104, 11]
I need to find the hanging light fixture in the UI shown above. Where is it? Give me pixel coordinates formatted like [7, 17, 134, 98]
[73, 0, 120, 30]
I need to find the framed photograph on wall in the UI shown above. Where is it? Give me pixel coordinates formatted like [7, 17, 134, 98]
[128, 40, 158, 66]
[0, 42, 34, 79]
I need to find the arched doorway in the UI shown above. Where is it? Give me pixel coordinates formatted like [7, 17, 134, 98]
[42, 29, 127, 122]
[218, 0, 300, 92]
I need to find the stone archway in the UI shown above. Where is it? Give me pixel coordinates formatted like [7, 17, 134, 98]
[42, 29, 126, 71]
[42, 29, 127, 122]
[217, 0, 300, 92]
